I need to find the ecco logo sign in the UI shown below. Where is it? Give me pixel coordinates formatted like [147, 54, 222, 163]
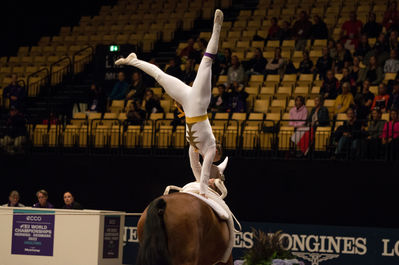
[26, 216, 42, 221]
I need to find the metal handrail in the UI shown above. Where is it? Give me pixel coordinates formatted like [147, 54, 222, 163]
[27, 67, 50, 97]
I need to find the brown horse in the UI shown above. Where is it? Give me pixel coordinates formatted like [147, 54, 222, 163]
[136, 192, 233, 265]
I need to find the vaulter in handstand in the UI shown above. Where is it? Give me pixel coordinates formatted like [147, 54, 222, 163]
[115, 9, 224, 197]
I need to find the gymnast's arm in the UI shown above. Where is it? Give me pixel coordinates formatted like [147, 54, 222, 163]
[189, 145, 202, 182]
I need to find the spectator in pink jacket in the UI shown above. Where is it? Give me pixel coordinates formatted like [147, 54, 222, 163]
[289, 96, 308, 128]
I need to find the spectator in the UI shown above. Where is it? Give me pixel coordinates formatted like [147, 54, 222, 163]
[109, 71, 129, 101]
[354, 80, 375, 120]
[328, 39, 337, 59]
[362, 12, 382, 38]
[87, 83, 106, 113]
[265, 47, 285, 75]
[226, 82, 248, 113]
[358, 56, 383, 85]
[62, 191, 83, 209]
[170, 101, 185, 131]
[388, 30, 399, 52]
[125, 100, 146, 126]
[373, 32, 390, 63]
[0, 106, 26, 154]
[165, 57, 183, 79]
[278, 21, 292, 42]
[246, 48, 267, 75]
[366, 108, 385, 158]
[334, 42, 353, 72]
[334, 82, 355, 115]
[316, 47, 333, 80]
[42, 112, 58, 125]
[194, 38, 207, 61]
[381, 108, 399, 159]
[334, 107, 367, 158]
[372, 83, 390, 112]
[388, 81, 399, 110]
[267, 17, 281, 40]
[289, 96, 308, 128]
[307, 95, 330, 127]
[383, 1, 399, 31]
[142, 89, 164, 115]
[127, 72, 147, 100]
[340, 11, 363, 50]
[339, 67, 356, 95]
[33, 190, 54, 208]
[179, 38, 196, 59]
[310, 15, 329, 40]
[210, 84, 228, 112]
[349, 56, 361, 83]
[181, 59, 197, 85]
[354, 34, 371, 60]
[320, 70, 339, 99]
[2, 73, 25, 110]
[142, 58, 159, 87]
[2, 190, 24, 207]
[292, 10, 313, 50]
[297, 50, 313, 74]
[227, 55, 245, 87]
[384, 49, 399, 73]
[217, 48, 232, 75]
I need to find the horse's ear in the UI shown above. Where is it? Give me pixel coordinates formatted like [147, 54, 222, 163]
[217, 156, 228, 174]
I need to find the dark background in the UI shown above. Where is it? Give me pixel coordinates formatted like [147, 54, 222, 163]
[1, 154, 398, 229]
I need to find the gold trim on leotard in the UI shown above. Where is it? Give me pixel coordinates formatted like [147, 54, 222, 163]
[186, 114, 208, 124]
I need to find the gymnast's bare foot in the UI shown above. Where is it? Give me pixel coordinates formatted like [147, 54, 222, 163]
[115, 52, 137, 66]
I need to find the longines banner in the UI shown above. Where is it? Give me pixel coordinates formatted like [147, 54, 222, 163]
[122, 216, 399, 265]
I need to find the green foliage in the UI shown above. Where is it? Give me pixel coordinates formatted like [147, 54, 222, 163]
[244, 229, 295, 265]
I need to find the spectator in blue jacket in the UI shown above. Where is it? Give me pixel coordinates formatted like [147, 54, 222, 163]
[2, 73, 25, 110]
[109, 71, 129, 101]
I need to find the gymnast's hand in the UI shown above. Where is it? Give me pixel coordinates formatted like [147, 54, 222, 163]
[115, 53, 137, 66]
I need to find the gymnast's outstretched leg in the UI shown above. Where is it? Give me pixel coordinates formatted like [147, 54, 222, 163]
[115, 53, 189, 105]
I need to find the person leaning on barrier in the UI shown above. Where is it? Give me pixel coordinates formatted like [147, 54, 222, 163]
[33, 189, 54, 208]
[2, 190, 25, 207]
[62, 191, 83, 210]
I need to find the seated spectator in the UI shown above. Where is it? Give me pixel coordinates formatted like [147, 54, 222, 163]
[125, 100, 146, 126]
[33, 190, 54, 208]
[354, 34, 371, 60]
[171, 101, 185, 131]
[320, 70, 339, 99]
[267, 17, 281, 40]
[381, 108, 399, 159]
[227, 55, 245, 87]
[367, 108, 385, 158]
[362, 12, 382, 38]
[2, 73, 25, 110]
[349, 56, 361, 83]
[373, 32, 390, 62]
[226, 82, 248, 113]
[316, 47, 333, 80]
[246, 48, 267, 75]
[372, 83, 390, 112]
[307, 95, 330, 127]
[87, 83, 106, 113]
[194, 38, 207, 61]
[109, 71, 129, 101]
[265, 47, 285, 75]
[358, 56, 383, 85]
[334, 82, 355, 115]
[2, 190, 24, 207]
[384, 49, 399, 73]
[0, 106, 26, 154]
[383, 1, 399, 32]
[289, 96, 308, 128]
[216, 48, 232, 75]
[328, 39, 337, 59]
[179, 38, 196, 59]
[127, 72, 147, 100]
[388, 81, 399, 110]
[334, 107, 367, 158]
[334, 42, 353, 72]
[339, 67, 357, 95]
[354, 80, 375, 120]
[165, 57, 183, 79]
[210, 84, 228, 112]
[181, 59, 197, 85]
[142, 89, 163, 115]
[297, 50, 313, 74]
[311, 15, 328, 40]
[388, 30, 399, 52]
[62, 191, 83, 209]
[292, 10, 312, 51]
[278, 21, 292, 42]
[142, 58, 159, 88]
[340, 11, 363, 50]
